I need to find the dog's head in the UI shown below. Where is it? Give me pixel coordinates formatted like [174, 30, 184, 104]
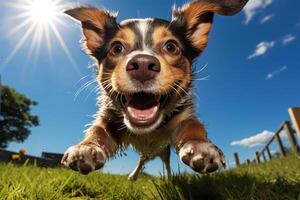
[66, 0, 247, 134]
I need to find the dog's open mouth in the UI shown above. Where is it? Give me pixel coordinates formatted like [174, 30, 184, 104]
[121, 92, 168, 127]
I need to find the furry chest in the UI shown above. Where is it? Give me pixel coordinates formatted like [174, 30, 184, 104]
[125, 129, 173, 158]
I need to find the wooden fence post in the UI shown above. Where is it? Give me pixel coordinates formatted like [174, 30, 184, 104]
[284, 121, 300, 153]
[266, 146, 272, 160]
[261, 151, 267, 162]
[255, 152, 261, 164]
[275, 133, 286, 157]
[234, 153, 240, 166]
[289, 107, 300, 139]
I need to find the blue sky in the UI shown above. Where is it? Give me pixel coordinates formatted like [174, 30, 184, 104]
[0, 0, 300, 175]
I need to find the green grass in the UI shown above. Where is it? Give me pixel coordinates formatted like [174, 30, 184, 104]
[1, 155, 300, 200]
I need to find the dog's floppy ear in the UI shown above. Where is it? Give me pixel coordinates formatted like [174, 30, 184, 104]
[65, 7, 118, 55]
[172, 0, 248, 55]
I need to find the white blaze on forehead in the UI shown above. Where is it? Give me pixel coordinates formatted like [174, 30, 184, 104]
[121, 19, 158, 79]
[137, 20, 149, 42]
[136, 18, 153, 50]
[120, 18, 154, 51]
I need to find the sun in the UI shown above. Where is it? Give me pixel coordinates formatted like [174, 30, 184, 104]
[28, 0, 58, 25]
[2, 0, 80, 74]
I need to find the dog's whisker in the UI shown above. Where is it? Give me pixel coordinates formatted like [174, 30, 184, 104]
[101, 79, 111, 83]
[74, 79, 97, 101]
[103, 84, 112, 92]
[101, 80, 111, 86]
[107, 87, 115, 99]
[77, 79, 97, 92]
[192, 63, 208, 75]
[100, 70, 114, 77]
[101, 72, 113, 75]
[192, 75, 210, 81]
[95, 86, 102, 95]
[116, 91, 122, 103]
[75, 74, 92, 86]
[102, 86, 112, 98]
[78, 77, 97, 89]
[87, 61, 98, 68]
[104, 83, 113, 93]
[101, 80, 112, 89]
[157, 81, 179, 98]
[76, 77, 95, 91]
[117, 124, 127, 131]
[174, 82, 190, 97]
[169, 84, 183, 98]
[84, 85, 100, 102]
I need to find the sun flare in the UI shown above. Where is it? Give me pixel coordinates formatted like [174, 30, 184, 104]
[3, 0, 80, 74]
[28, 0, 58, 25]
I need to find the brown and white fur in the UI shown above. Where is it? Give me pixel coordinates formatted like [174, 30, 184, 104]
[61, 0, 248, 180]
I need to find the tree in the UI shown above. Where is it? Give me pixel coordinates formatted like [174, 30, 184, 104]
[0, 85, 39, 148]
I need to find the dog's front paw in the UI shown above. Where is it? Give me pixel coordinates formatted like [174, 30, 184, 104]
[61, 144, 106, 175]
[179, 141, 225, 173]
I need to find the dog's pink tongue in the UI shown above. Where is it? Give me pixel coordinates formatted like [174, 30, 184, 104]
[128, 105, 159, 121]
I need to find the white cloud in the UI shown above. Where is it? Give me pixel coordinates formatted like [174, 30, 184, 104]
[248, 41, 275, 59]
[230, 130, 274, 147]
[243, 0, 273, 24]
[230, 130, 288, 148]
[266, 65, 287, 80]
[282, 34, 296, 45]
[260, 14, 275, 24]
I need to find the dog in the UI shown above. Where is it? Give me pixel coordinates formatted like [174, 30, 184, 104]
[61, 0, 248, 180]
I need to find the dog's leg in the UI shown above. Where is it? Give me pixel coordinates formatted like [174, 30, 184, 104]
[172, 118, 225, 173]
[159, 145, 171, 178]
[61, 123, 117, 174]
[128, 156, 148, 181]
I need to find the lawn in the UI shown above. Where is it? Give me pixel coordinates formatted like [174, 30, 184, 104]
[0, 155, 300, 200]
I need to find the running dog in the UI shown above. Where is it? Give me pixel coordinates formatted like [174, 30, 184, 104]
[61, 0, 248, 180]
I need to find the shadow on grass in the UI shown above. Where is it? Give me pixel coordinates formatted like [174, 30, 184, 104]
[151, 172, 300, 200]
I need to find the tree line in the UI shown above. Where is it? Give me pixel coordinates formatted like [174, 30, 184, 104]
[0, 85, 39, 148]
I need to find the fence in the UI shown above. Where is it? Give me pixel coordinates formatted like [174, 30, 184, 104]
[0, 149, 63, 168]
[233, 107, 300, 166]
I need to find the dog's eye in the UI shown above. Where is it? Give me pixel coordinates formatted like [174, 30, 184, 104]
[164, 41, 180, 55]
[110, 42, 124, 56]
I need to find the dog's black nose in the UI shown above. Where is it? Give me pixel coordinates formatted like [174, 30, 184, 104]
[126, 55, 161, 82]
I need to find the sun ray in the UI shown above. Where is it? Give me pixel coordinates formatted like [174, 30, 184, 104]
[28, 26, 44, 67]
[45, 25, 53, 61]
[1, 0, 80, 75]
[27, 26, 41, 60]
[6, 12, 30, 21]
[5, 23, 36, 66]
[54, 17, 69, 28]
[8, 17, 32, 35]
[49, 21, 82, 76]
[3, 2, 30, 10]
[32, 28, 44, 72]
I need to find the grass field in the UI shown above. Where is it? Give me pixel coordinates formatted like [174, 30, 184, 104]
[0, 155, 300, 200]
